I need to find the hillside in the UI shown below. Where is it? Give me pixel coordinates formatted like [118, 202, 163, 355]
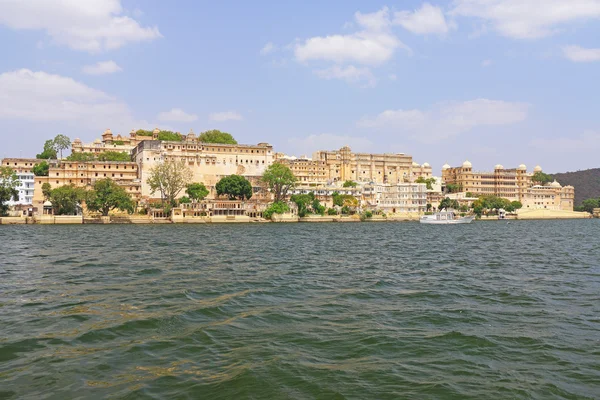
[552, 168, 600, 206]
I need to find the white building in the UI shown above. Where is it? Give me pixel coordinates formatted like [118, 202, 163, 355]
[8, 172, 35, 205]
[364, 183, 427, 214]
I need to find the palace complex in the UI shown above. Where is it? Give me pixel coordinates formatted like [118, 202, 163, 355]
[0, 128, 579, 218]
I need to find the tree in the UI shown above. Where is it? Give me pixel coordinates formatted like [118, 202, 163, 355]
[312, 198, 325, 215]
[532, 171, 553, 185]
[32, 161, 49, 176]
[49, 185, 85, 215]
[66, 152, 96, 161]
[426, 203, 432, 212]
[581, 198, 600, 214]
[186, 183, 209, 202]
[446, 183, 462, 193]
[198, 130, 237, 144]
[86, 178, 134, 216]
[263, 201, 290, 220]
[178, 196, 191, 204]
[53, 134, 71, 159]
[216, 175, 252, 200]
[42, 183, 52, 200]
[135, 129, 154, 137]
[97, 151, 131, 162]
[157, 130, 182, 141]
[438, 197, 459, 210]
[0, 167, 19, 216]
[147, 160, 193, 205]
[343, 180, 357, 188]
[36, 140, 57, 159]
[262, 163, 297, 202]
[510, 201, 523, 211]
[290, 193, 313, 217]
[415, 176, 436, 190]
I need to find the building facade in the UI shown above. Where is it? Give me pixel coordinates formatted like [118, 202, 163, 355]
[442, 161, 574, 210]
[363, 183, 428, 214]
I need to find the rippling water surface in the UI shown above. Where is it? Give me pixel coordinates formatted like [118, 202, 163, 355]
[1, 221, 599, 399]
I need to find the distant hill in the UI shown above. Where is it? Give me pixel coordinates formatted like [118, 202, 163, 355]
[552, 168, 600, 205]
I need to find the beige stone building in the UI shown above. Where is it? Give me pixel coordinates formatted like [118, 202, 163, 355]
[32, 160, 141, 210]
[131, 138, 274, 199]
[71, 128, 149, 155]
[363, 183, 428, 214]
[442, 161, 574, 210]
[1, 158, 40, 173]
[274, 154, 328, 184]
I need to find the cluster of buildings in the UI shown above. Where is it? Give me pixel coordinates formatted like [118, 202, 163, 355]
[1, 128, 575, 218]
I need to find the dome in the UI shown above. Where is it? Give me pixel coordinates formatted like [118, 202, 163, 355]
[73, 138, 81, 143]
[550, 180, 562, 188]
[495, 164, 504, 170]
[442, 163, 451, 170]
[534, 165, 542, 172]
[412, 161, 420, 167]
[518, 164, 526, 170]
[102, 128, 112, 136]
[422, 162, 430, 168]
[462, 160, 472, 168]
[43, 201, 52, 207]
[94, 139, 101, 144]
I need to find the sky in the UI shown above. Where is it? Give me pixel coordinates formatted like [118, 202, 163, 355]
[0, 0, 599, 174]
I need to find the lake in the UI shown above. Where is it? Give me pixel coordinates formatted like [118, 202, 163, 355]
[1, 221, 599, 399]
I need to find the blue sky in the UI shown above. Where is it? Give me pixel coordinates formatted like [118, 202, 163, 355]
[1, 0, 599, 174]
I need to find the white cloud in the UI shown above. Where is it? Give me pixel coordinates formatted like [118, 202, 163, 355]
[260, 42, 276, 55]
[394, 3, 455, 35]
[82, 60, 123, 75]
[287, 133, 373, 156]
[358, 98, 529, 141]
[209, 111, 243, 122]
[562, 45, 600, 62]
[450, 0, 600, 39]
[157, 108, 198, 123]
[530, 130, 600, 152]
[0, 0, 161, 52]
[481, 59, 493, 67]
[0, 69, 152, 131]
[314, 65, 376, 87]
[294, 7, 410, 66]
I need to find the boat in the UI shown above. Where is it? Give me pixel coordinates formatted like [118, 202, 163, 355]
[419, 209, 475, 224]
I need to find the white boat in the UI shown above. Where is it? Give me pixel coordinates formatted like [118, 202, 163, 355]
[420, 209, 475, 224]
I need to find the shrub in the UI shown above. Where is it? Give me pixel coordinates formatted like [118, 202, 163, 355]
[327, 208, 337, 215]
[179, 196, 191, 204]
[263, 201, 290, 220]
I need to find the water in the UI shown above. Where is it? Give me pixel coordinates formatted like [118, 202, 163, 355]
[1, 221, 599, 399]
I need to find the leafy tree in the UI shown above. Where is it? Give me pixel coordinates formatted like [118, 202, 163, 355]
[66, 152, 96, 161]
[532, 171, 553, 185]
[42, 183, 52, 200]
[343, 180, 357, 188]
[113, 140, 125, 145]
[510, 201, 523, 211]
[135, 129, 154, 137]
[32, 161, 49, 176]
[438, 197, 459, 210]
[157, 130, 182, 141]
[311, 198, 326, 215]
[36, 140, 57, 159]
[327, 208, 337, 215]
[262, 163, 297, 202]
[263, 201, 290, 220]
[581, 198, 600, 214]
[215, 175, 253, 200]
[49, 185, 86, 215]
[341, 205, 351, 215]
[333, 191, 358, 208]
[0, 167, 19, 216]
[53, 134, 71, 159]
[415, 176, 436, 190]
[85, 178, 134, 216]
[186, 183, 209, 202]
[446, 183, 462, 193]
[290, 194, 313, 217]
[466, 192, 474, 198]
[178, 196, 191, 204]
[198, 130, 237, 144]
[459, 204, 469, 212]
[426, 203, 432, 211]
[147, 160, 193, 205]
[97, 151, 131, 162]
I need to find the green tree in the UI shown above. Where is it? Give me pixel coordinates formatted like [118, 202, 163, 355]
[53, 134, 71, 159]
[581, 198, 600, 213]
[0, 167, 19, 216]
[32, 161, 50, 176]
[343, 180, 357, 188]
[42, 183, 52, 200]
[86, 178, 134, 216]
[135, 129, 154, 137]
[532, 171, 553, 185]
[438, 197, 459, 210]
[290, 194, 313, 217]
[157, 130, 182, 141]
[262, 163, 297, 202]
[415, 176, 436, 190]
[446, 183, 462, 193]
[186, 183, 209, 202]
[198, 130, 237, 144]
[49, 185, 85, 215]
[36, 140, 57, 159]
[311, 198, 326, 215]
[97, 151, 131, 162]
[327, 208, 337, 215]
[66, 152, 96, 161]
[147, 160, 193, 205]
[263, 201, 290, 219]
[426, 203, 432, 211]
[178, 196, 191, 204]
[510, 201, 523, 211]
[216, 175, 253, 200]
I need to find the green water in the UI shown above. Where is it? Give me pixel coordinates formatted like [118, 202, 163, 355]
[1, 221, 599, 399]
